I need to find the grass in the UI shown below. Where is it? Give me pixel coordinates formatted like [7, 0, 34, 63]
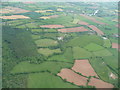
[103, 39, 111, 48]
[84, 43, 105, 52]
[35, 39, 58, 47]
[31, 29, 43, 33]
[66, 35, 103, 47]
[48, 55, 68, 62]
[25, 23, 39, 28]
[11, 61, 72, 74]
[89, 57, 118, 85]
[31, 35, 41, 40]
[48, 47, 74, 63]
[93, 49, 112, 57]
[37, 48, 61, 56]
[73, 47, 92, 59]
[27, 72, 79, 88]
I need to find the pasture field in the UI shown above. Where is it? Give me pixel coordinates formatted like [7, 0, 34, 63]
[57, 68, 88, 86]
[65, 35, 103, 47]
[16, 25, 26, 29]
[73, 47, 92, 59]
[31, 29, 43, 33]
[2, 2, 118, 88]
[27, 72, 79, 88]
[43, 29, 57, 32]
[31, 35, 41, 40]
[48, 55, 68, 62]
[103, 39, 111, 48]
[25, 23, 39, 28]
[37, 48, 61, 56]
[84, 43, 104, 52]
[89, 57, 117, 85]
[11, 61, 72, 74]
[93, 49, 112, 56]
[35, 39, 58, 47]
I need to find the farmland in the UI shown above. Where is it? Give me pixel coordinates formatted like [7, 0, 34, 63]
[2, 1, 118, 89]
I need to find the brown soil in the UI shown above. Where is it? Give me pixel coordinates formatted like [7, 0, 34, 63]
[58, 27, 88, 32]
[87, 25, 104, 35]
[40, 25, 64, 28]
[0, 15, 30, 19]
[57, 68, 88, 86]
[78, 21, 89, 25]
[88, 77, 114, 88]
[72, 60, 99, 77]
[1, 6, 30, 14]
[80, 14, 107, 25]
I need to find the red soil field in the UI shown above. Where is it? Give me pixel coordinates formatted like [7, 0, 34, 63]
[58, 27, 88, 33]
[57, 68, 88, 86]
[112, 43, 120, 48]
[1, 6, 30, 14]
[72, 60, 99, 77]
[80, 14, 107, 25]
[78, 21, 89, 25]
[87, 25, 104, 35]
[88, 77, 114, 88]
[40, 25, 64, 28]
[115, 24, 120, 28]
[48, 15, 59, 18]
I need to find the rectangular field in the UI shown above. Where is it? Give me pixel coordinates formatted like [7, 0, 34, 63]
[58, 27, 88, 33]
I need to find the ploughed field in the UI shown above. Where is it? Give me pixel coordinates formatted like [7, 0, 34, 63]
[2, 2, 118, 88]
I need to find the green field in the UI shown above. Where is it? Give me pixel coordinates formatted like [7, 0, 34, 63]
[11, 61, 72, 74]
[89, 57, 118, 85]
[65, 35, 104, 47]
[73, 47, 92, 59]
[37, 48, 61, 56]
[31, 35, 41, 40]
[103, 39, 112, 48]
[27, 72, 79, 88]
[35, 39, 58, 47]
[84, 43, 104, 52]
[93, 49, 112, 56]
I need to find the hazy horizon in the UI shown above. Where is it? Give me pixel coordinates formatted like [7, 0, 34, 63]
[1, 0, 119, 2]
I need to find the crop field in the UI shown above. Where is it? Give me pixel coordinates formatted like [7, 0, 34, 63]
[103, 39, 111, 48]
[88, 77, 114, 88]
[93, 49, 112, 56]
[71, 60, 98, 77]
[35, 39, 58, 47]
[0, 15, 30, 19]
[28, 72, 79, 88]
[40, 25, 64, 28]
[2, 2, 118, 89]
[58, 27, 88, 33]
[37, 48, 61, 56]
[11, 61, 72, 74]
[73, 47, 92, 59]
[1, 6, 30, 14]
[84, 43, 104, 52]
[65, 35, 104, 47]
[57, 68, 88, 86]
[87, 25, 104, 35]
